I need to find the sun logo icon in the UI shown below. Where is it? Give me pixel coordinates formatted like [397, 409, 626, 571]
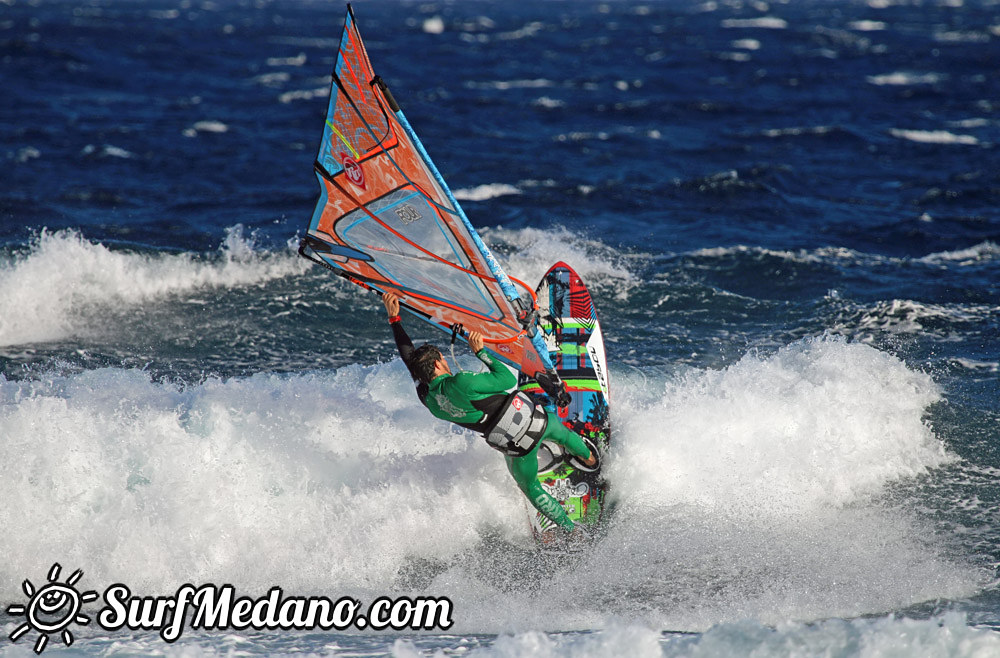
[6, 563, 99, 654]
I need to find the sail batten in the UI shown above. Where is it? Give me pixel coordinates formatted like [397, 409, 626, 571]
[300, 6, 561, 384]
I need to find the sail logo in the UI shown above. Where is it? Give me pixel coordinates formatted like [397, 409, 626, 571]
[340, 153, 366, 190]
[6, 563, 99, 654]
[394, 203, 421, 224]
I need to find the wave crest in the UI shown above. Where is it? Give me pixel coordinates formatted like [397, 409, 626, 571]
[0, 227, 305, 347]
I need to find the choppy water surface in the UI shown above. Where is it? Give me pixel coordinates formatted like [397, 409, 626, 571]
[2, 0, 999, 655]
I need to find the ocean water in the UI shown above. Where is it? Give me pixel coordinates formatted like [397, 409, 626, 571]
[2, 0, 1000, 655]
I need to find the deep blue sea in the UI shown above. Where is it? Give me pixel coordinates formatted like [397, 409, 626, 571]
[2, 0, 1000, 655]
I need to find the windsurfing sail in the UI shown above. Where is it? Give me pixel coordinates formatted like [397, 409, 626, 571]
[299, 5, 565, 392]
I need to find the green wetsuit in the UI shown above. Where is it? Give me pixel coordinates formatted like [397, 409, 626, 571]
[503, 424, 593, 531]
[391, 318, 591, 531]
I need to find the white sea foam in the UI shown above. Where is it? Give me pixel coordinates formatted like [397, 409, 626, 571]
[452, 614, 1000, 658]
[422, 16, 445, 35]
[949, 118, 990, 128]
[81, 144, 134, 159]
[0, 337, 977, 633]
[935, 30, 989, 43]
[555, 130, 611, 142]
[951, 358, 999, 374]
[761, 125, 835, 138]
[691, 243, 839, 265]
[465, 79, 555, 91]
[480, 226, 640, 300]
[148, 8, 179, 20]
[610, 336, 950, 515]
[13, 146, 41, 162]
[456, 16, 496, 33]
[890, 128, 979, 145]
[460, 32, 490, 44]
[533, 96, 566, 109]
[597, 337, 976, 628]
[265, 52, 306, 67]
[721, 17, 788, 29]
[50, 612, 1000, 656]
[278, 86, 328, 104]
[495, 22, 545, 41]
[867, 72, 945, 86]
[849, 20, 887, 31]
[253, 71, 290, 87]
[183, 120, 230, 137]
[691, 242, 997, 271]
[921, 241, 1000, 265]
[844, 298, 995, 337]
[0, 228, 306, 347]
[452, 613, 1000, 658]
[454, 183, 522, 202]
[0, 361, 512, 603]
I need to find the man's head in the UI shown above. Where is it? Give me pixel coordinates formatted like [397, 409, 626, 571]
[412, 344, 448, 384]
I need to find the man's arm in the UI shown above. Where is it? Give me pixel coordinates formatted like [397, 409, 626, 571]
[384, 292, 419, 379]
[467, 331, 570, 408]
[462, 330, 517, 394]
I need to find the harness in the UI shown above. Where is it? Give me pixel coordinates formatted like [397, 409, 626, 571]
[482, 391, 548, 457]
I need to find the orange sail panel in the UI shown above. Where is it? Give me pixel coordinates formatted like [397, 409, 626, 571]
[301, 7, 549, 379]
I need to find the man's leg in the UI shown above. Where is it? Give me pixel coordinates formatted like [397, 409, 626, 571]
[505, 445, 575, 531]
[540, 412, 592, 461]
[503, 415, 596, 531]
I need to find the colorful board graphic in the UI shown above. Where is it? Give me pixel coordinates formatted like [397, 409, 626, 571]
[521, 262, 611, 537]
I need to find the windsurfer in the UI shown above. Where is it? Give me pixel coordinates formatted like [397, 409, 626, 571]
[382, 292, 596, 533]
